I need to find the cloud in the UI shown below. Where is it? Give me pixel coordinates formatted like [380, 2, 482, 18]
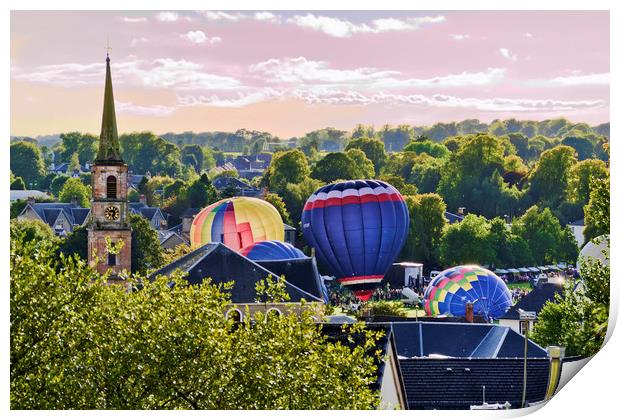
[253, 11, 280, 23]
[286, 13, 445, 37]
[450, 34, 470, 41]
[499, 48, 517, 61]
[116, 101, 176, 116]
[130, 37, 149, 47]
[13, 58, 241, 91]
[155, 12, 180, 22]
[292, 89, 606, 112]
[545, 72, 610, 86]
[523, 32, 533, 38]
[203, 11, 244, 21]
[183, 31, 222, 45]
[121, 16, 147, 23]
[250, 57, 505, 89]
[177, 88, 285, 108]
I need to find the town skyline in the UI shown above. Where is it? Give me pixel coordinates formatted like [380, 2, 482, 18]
[11, 10, 609, 138]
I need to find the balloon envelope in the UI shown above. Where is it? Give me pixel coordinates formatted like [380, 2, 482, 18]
[301, 179, 409, 294]
[190, 197, 284, 251]
[423, 265, 512, 320]
[241, 240, 306, 261]
[577, 235, 609, 272]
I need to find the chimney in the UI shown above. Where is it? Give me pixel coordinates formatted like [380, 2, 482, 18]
[457, 207, 466, 216]
[465, 302, 474, 323]
[71, 195, 79, 206]
[27, 196, 35, 206]
[139, 194, 147, 205]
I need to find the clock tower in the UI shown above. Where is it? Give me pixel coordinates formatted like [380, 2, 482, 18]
[87, 52, 132, 277]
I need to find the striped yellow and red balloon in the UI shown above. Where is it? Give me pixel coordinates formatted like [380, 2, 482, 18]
[190, 197, 284, 251]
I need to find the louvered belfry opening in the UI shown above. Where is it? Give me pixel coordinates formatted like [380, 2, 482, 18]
[107, 175, 117, 199]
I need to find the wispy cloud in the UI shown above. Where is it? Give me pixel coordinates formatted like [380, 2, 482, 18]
[499, 47, 517, 62]
[178, 88, 285, 108]
[121, 16, 147, 23]
[155, 11, 193, 22]
[182, 31, 222, 45]
[546, 72, 610, 86]
[250, 57, 505, 89]
[286, 13, 445, 37]
[130, 37, 149, 47]
[116, 101, 176, 116]
[450, 34, 470, 41]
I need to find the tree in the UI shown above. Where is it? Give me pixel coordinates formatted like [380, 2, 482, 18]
[59, 178, 91, 207]
[10, 141, 46, 187]
[567, 159, 608, 207]
[10, 219, 58, 246]
[401, 194, 446, 267]
[511, 205, 577, 264]
[129, 213, 164, 275]
[530, 257, 609, 357]
[344, 149, 375, 179]
[58, 225, 88, 261]
[280, 178, 324, 229]
[11, 234, 382, 409]
[528, 145, 577, 206]
[439, 214, 495, 266]
[561, 136, 594, 160]
[403, 140, 450, 159]
[58, 132, 98, 164]
[50, 174, 70, 197]
[379, 125, 415, 152]
[377, 174, 417, 196]
[180, 144, 205, 173]
[583, 177, 610, 243]
[68, 152, 81, 173]
[11, 176, 26, 190]
[344, 137, 387, 172]
[311, 152, 372, 183]
[264, 149, 310, 193]
[263, 192, 292, 225]
[185, 173, 218, 209]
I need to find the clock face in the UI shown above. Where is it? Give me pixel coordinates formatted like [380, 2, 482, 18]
[104, 206, 120, 221]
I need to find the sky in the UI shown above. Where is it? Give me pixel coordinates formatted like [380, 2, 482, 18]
[10, 10, 610, 138]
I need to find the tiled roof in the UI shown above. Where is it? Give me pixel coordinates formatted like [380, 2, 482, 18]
[500, 282, 564, 320]
[148, 242, 322, 303]
[400, 358, 551, 409]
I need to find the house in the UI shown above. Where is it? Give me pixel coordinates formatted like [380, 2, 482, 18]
[180, 207, 201, 240]
[283, 223, 296, 244]
[390, 321, 563, 409]
[499, 281, 564, 334]
[50, 162, 90, 177]
[157, 224, 189, 249]
[148, 242, 325, 318]
[444, 211, 465, 224]
[17, 200, 90, 236]
[567, 218, 585, 248]
[129, 202, 168, 230]
[212, 176, 262, 197]
[10, 190, 50, 202]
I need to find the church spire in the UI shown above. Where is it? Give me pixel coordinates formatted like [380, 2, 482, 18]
[96, 51, 123, 163]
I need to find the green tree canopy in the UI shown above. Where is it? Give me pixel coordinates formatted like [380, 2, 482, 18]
[263, 192, 292, 225]
[10, 141, 46, 187]
[50, 174, 71, 197]
[402, 193, 446, 267]
[403, 140, 450, 160]
[583, 177, 610, 243]
[344, 137, 387, 172]
[264, 149, 310, 193]
[311, 152, 364, 183]
[10, 219, 58, 246]
[567, 159, 608, 207]
[528, 145, 577, 206]
[59, 178, 91, 207]
[439, 214, 495, 266]
[129, 213, 164, 274]
[11, 176, 26, 190]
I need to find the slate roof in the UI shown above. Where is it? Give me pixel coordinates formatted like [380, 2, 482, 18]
[391, 322, 548, 358]
[399, 358, 551, 409]
[212, 176, 254, 190]
[568, 218, 585, 226]
[444, 211, 465, 224]
[148, 242, 322, 303]
[390, 321, 551, 409]
[283, 223, 296, 232]
[23, 203, 91, 227]
[10, 190, 50, 201]
[500, 282, 564, 320]
[255, 258, 328, 303]
[181, 207, 201, 218]
[129, 202, 165, 222]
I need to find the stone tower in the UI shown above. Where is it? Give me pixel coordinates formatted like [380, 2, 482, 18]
[87, 53, 132, 277]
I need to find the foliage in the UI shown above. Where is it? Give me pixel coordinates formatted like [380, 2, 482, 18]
[403, 140, 450, 159]
[57, 132, 98, 164]
[528, 145, 577, 206]
[50, 174, 71, 197]
[263, 192, 292, 225]
[129, 213, 164, 275]
[58, 225, 88, 261]
[530, 258, 609, 357]
[68, 152, 81, 173]
[10, 219, 59, 246]
[344, 137, 387, 172]
[439, 214, 495, 266]
[11, 234, 382, 409]
[311, 151, 374, 183]
[583, 177, 610, 243]
[365, 300, 406, 317]
[255, 275, 291, 303]
[378, 174, 417, 196]
[567, 159, 608, 207]
[160, 243, 192, 268]
[264, 149, 310, 193]
[59, 178, 91, 207]
[279, 178, 325, 227]
[180, 144, 205, 173]
[10, 141, 46, 187]
[120, 132, 181, 177]
[401, 194, 446, 267]
[11, 176, 26, 190]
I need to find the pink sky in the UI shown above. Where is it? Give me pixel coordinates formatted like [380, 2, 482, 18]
[10, 10, 609, 138]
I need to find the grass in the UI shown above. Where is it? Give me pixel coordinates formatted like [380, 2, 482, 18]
[507, 282, 532, 290]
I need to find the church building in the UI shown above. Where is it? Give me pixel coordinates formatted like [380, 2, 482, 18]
[87, 53, 132, 277]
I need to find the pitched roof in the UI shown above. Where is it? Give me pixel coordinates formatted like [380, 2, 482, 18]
[444, 211, 464, 224]
[255, 258, 327, 303]
[148, 243, 322, 303]
[568, 218, 585, 226]
[25, 203, 87, 227]
[391, 322, 547, 359]
[400, 357, 551, 409]
[500, 282, 564, 320]
[71, 208, 91, 225]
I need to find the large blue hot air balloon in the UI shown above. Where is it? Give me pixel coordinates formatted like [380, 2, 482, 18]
[240, 240, 306, 261]
[301, 180, 409, 300]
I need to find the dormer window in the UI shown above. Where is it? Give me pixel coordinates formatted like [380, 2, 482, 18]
[107, 175, 117, 199]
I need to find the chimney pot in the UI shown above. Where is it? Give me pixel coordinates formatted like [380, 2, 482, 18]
[465, 302, 474, 323]
[139, 194, 147, 205]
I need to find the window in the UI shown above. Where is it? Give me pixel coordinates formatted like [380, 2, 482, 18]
[266, 308, 282, 320]
[106, 175, 117, 199]
[519, 320, 530, 335]
[108, 243, 117, 266]
[226, 309, 242, 322]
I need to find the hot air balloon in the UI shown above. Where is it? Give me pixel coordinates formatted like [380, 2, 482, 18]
[301, 179, 409, 300]
[423, 265, 512, 320]
[240, 240, 306, 261]
[190, 197, 284, 251]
